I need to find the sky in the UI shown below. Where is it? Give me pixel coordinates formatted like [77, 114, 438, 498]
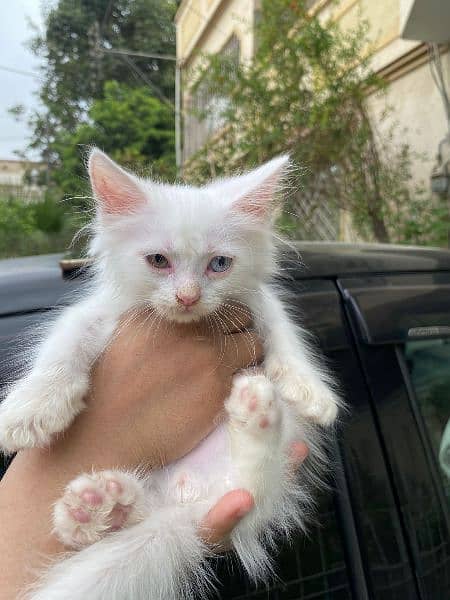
[0, 0, 44, 160]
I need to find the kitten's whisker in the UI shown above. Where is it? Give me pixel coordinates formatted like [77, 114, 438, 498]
[220, 302, 261, 322]
[218, 309, 257, 367]
[206, 314, 227, 369]
[220, 301, 263, 326]
[210, 313, 228, 361]
[212, 310, 240, 365]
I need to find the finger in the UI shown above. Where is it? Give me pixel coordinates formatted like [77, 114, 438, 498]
[199, 489, 254, 547]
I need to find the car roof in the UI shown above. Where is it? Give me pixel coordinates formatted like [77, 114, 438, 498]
[1, 243, 450, 316]
[0, 253, 78, 316]
[289, 242, 450, 279]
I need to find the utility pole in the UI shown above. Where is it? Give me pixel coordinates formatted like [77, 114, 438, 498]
[98, 46, 182, 175]
[175, 63, 181, 172]
[88, 21, 103, 95]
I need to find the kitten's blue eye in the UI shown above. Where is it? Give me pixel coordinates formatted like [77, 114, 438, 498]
[147, 254, 170, 269]
[208, 256, 233, 273]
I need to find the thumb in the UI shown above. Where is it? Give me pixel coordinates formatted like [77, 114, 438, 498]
[199, 489, 254, 547]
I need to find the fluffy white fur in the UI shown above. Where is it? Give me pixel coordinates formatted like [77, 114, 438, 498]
[0, 150, 340, 599]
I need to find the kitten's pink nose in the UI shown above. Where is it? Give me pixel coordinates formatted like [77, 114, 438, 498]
[176, 283, 201, 307]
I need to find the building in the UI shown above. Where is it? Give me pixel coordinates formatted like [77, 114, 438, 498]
[176, 0, 256, 162]
[175, 0, 450, 240]
[0, 159, 45, 201]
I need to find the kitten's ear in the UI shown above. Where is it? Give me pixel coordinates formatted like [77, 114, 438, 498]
[234, 155, 291, 219]
[88, 148, 144, 214]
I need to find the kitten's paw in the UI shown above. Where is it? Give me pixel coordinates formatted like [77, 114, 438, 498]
[226, 374, 281, 434]
[0, 373, 87, 453]
[270, 366, 338, 426]
[53, 470, 146, 548]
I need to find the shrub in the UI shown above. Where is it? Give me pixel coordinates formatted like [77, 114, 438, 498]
[0, 194, 80, 259]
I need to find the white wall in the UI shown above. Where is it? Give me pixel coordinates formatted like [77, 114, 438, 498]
[367, 53, 450, 189]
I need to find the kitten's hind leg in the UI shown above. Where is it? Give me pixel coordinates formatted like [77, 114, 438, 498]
[53, 470, 147, 549]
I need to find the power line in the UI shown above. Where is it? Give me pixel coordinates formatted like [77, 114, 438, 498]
[0, 64, 44, 81]
[119, 55, 173, 108]
[100, 47, 176, 62]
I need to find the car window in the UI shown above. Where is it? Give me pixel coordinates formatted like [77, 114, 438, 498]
[337, 346, 418, 600]
[353, 341, 450, 599]
[404, 339, 450, 506]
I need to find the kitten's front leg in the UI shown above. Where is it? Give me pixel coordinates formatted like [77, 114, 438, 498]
[251, 284, 340, 426]
[225, 373, 284, 496]
[0, 296, 119, 453]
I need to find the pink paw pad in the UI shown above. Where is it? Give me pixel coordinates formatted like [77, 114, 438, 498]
[106, 479, 123, 495]
[70, 507, 91, 523]
[80, 489, 103, 506]
[109, 504, 132, 530]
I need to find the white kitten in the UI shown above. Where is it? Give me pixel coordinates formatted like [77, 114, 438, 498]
[0, 150, 340, 600]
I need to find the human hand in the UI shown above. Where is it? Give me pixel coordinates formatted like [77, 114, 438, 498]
[34, 305, 263, 473]
[94, 307, 262, 467]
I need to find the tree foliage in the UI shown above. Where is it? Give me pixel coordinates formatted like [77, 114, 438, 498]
[185, 0, 442, 245]
[52, 81, 175, 196]
[20, 0, 177, 186]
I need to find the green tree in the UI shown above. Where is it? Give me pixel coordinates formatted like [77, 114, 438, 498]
[185, 0, 438, 244]
[52, 81, 175, 196]
[19, 0, 177, 177]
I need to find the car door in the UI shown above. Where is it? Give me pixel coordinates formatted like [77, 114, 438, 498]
[339, 272, 450, 600]
[218, 275, 419, 600]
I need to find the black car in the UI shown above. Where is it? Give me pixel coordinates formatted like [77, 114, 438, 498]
[1, 243, 449, 600]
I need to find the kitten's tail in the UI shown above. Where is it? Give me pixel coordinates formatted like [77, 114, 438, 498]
[25, 506, 212, 600]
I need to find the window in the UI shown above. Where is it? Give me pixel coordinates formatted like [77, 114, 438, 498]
[401, 338, 450, 596]
[183, 35, 240, 161]
[405, 338, 450, 506]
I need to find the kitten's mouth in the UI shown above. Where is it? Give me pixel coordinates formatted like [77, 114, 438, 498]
[164, 303, 206, 323]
